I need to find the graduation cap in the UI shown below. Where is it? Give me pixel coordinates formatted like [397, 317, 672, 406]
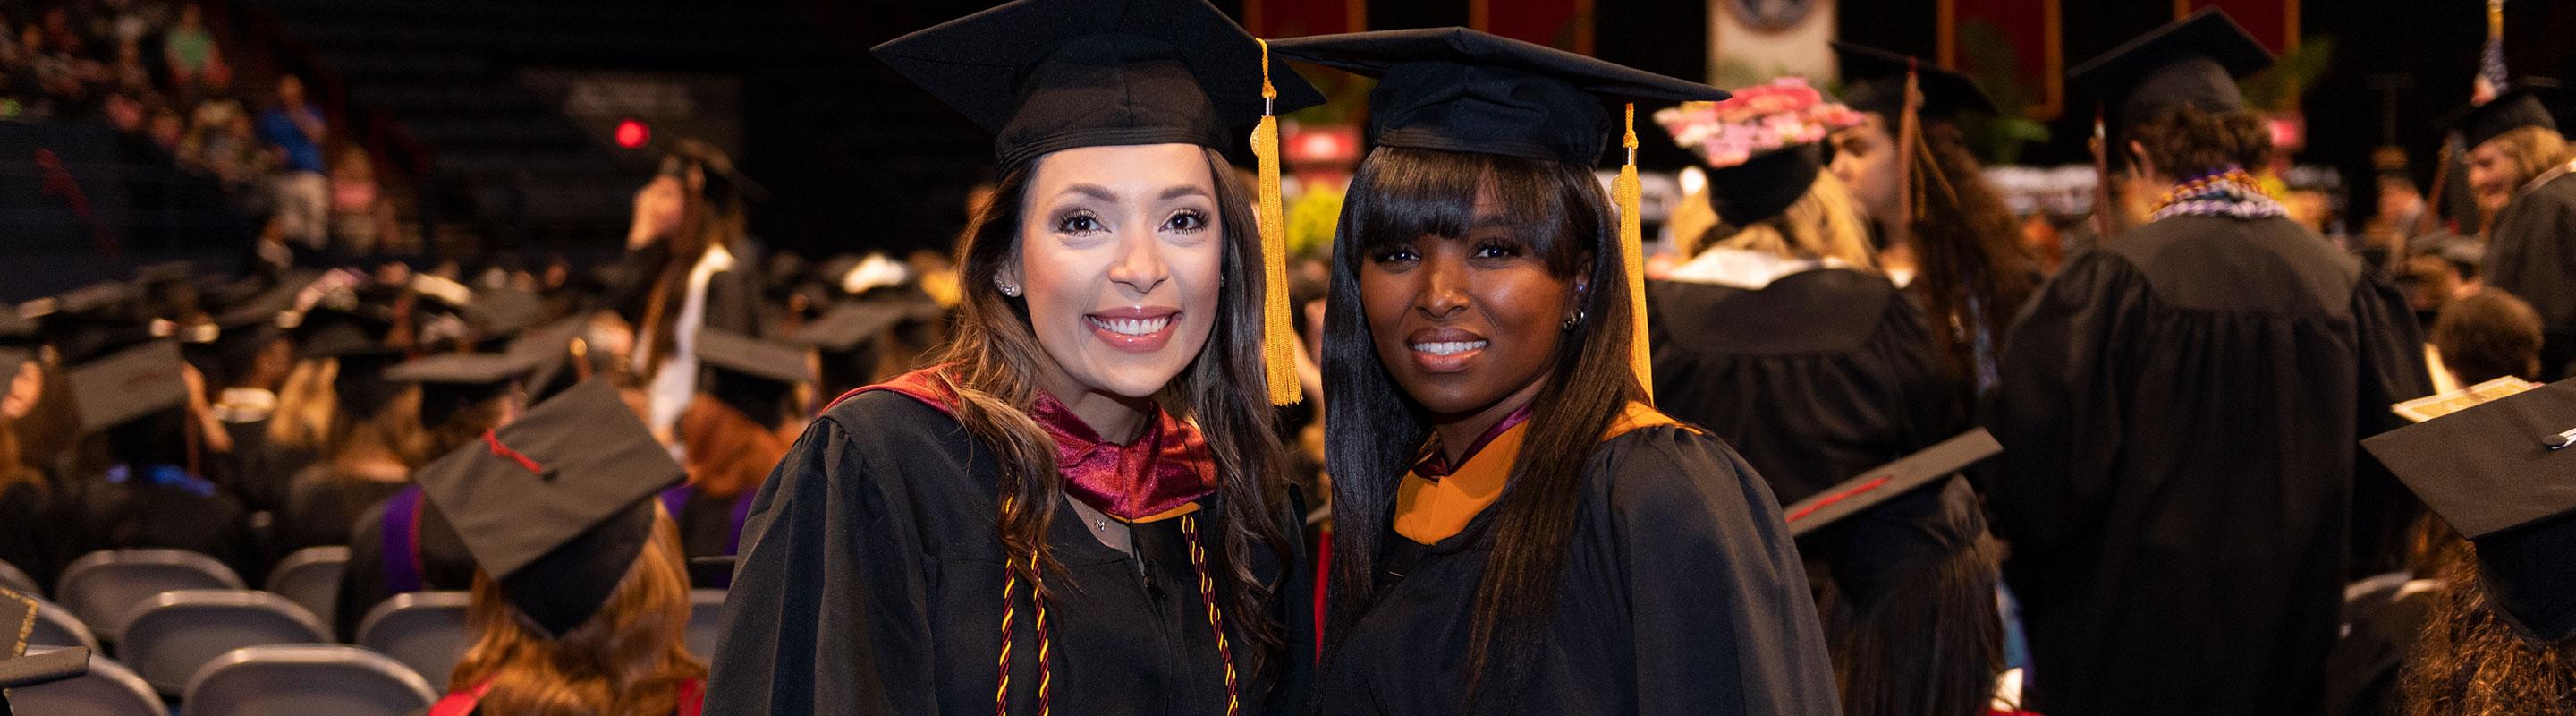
[387, 352, 532, 428]
[2362, 379, 2576, 642]
[0, 305, 32, 349]
[1782, 428, 2004, 537]
[507, 317, 592, 403]
[2445, 80, 2561, 150]
[65, 339, 190, 435]
[461, 287, 548, 346]
[873, 0, 1325, 169]
[413, 379, 685, 638]
[795, 301, 909, 354]
[26, 283, 157, 364]
[286, 299, 400, 360]
[2067, 7, 2273, 129]
[4, 588, 92, 716]
[694, 328, 811, 427]
[1273, 28, 1727, 165]
[1656, 78, 1864, 230]
[1833, 41, 1997, 121]
[1278, 27, 1726, 396]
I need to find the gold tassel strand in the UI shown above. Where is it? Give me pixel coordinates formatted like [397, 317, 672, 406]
[1254, 38, 1301, 405]
[1614, 103, 1652, 401]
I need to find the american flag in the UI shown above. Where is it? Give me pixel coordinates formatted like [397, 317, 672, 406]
[2479, 0, 2508, 102]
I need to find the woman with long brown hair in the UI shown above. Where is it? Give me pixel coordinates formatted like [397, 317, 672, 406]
[336, 351, 532, 640]
[1277, 28, 1837, 715]
[415, 379, 704, 716]
[615, 139, 765, 443]
[1826, 43, 2039, 392]
[707, 0, 1320, 712]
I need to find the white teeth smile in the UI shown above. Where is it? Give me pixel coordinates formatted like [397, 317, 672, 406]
[1412, 340, 1487, 356]
[1089, 315, 1173, 336]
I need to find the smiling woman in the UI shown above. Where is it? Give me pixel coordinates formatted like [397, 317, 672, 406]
[1284, 27, 1839, 716]
[702, 0, 1325, 714]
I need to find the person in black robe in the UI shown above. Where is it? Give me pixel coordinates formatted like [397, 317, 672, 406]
[606, 139, 767, 444]
[1986, 11, 2430, 716]
[2453, 82, 2576, 381]
[334, 350, 530, 639]
[1647, 80, 1966, 506]
[661, 328, 809, 573]
[708, 1, 1321, 712]
[59, 336, 259, 579]
[0, 350, 73, 591]
[274, 299, 414, 553]
[1275, 28, 1837, 715]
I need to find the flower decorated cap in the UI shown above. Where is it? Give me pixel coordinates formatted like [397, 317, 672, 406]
[1656, 77, 1865, 228]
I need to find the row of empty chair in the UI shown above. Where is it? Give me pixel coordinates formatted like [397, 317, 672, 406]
[11, 644, 437, 716]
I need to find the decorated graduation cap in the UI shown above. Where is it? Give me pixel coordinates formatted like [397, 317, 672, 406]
[65, 339, 190, 435]
[877, 0, 1321, 405]
[1782, 429, 2003, 537]
[694, 328, 812, 428]
[1833, 42, 1996, 121]
[2067, 7, 2273, 131]
[414, 379, 685, 638]
[1277, 27, 1728, 396]
[2445, 80, 2561, 150]
[1657, 78, 1867, 230]
[3, 588, 91, 716]
[387, 352, 531, 428]
[2362, 379, 2576, 642]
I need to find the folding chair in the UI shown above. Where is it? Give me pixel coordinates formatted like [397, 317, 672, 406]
[182, 644, 438, 716]
[117, 589, 333, 697]
[687, 588, 727, 661]
[3, 648, 165, 716]
[0, 558, 38, 596]
[28, 597, 101, 652]
[354, 590, 473, 686]
[53, 550, 245, 642]
[264, 546, 352, 633]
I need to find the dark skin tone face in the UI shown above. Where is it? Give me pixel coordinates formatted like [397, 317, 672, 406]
[1360, 188, 1588, 465]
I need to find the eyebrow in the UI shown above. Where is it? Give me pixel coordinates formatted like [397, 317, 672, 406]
[1159, 185, 1211, 201]
[1058, 183, 1118, 202]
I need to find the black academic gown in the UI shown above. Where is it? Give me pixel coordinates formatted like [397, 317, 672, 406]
[2481, 170, 2576, 380]
[1648, 266, 1968, 505]
[218, 417, 301, 515]
[1318, 424, 1840, 716]
[69, 465, 260, 579]
[1986, 214, 2429, 716]
[277, 465, 409, 553]
[335, 488, 474, 641]
[0, 474, 74, 590]
[705, 391, 1315, 716]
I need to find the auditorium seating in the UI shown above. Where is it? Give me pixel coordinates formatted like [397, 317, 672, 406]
[3, 648, 166, 716]
[266, 546, 352, 629]
[118, 590, 335, 696]
[54, 549, 247, 643]
[687, 588, 726, 661]
[28, 597, 101, 652]
[0, 558, 37, 596]
[182, 644, 441, 716]
[355, 590, 474, 686]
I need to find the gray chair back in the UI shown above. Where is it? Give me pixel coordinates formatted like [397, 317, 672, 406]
[355, 590, 474, 686]
[264, 546, 352, 629]
[54, 549, 244, 642]
[29, 596, 102, 652]
[182, 644, 439, 716]
[4, 648, 165, 716]
[687, 588, 726, 661]
[0, 558, 38, 596]
[118, 589, 334, 696]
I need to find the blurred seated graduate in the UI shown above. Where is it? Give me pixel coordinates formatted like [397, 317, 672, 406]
[337, 350, 536, 640]
[664, 328, 809, 573]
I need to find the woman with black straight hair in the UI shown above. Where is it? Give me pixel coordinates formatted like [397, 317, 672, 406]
[1278, 29, 1837, 716]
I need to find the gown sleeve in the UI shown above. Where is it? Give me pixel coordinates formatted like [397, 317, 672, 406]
[702, 412, 941, 716]
[2345, 267, 2435, 575]
[1984, 252, 2140, 567]
[1264, 490, 1317, 716]
[1608, 428, 1841, 716]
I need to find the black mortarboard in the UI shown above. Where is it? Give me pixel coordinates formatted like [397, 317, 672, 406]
[1709, 143, 1826, 230]
[27, 283, 156, 364]
[4, 588, 92, 716]
[66, 340, 190, 435]
[873, 0, 1326, 168]
[2067, 8, 2273, 128]
[2445, 80, 2561, 150]
[694, 328, 811, 428]
[287, 294, 401, 360]
[1828, 476, 1988, 600]
[795, 301, 910, 354]
[387, 353, 531, 428]
[1783, 429, 2003, 537]
[1274, 28, 1728, 165]
[0, 305, 31, 348]
[413, 379, 684, 638]
[507, 317, 589, 403]
[135, 260, 195, 287]
[2362, 379, 2576, 641]
[1833, 41, 1997, 121]
[462, 287, 547, 346]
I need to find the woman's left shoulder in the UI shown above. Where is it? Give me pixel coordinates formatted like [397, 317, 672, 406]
[1585, 409, 1761, 502]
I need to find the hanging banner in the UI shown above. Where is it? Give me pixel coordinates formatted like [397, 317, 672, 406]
[1245, 0, 1367, 38]
[2180, 0, 2296, 55]
[1942, 0, 2062, 120]
[1472, 0, 1591, 54]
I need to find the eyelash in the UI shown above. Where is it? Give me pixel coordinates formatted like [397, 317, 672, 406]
[1373, 246, 1419, 264]
[1164, 209, 1208, 234]
[1472, 241, 1521, 260]
[1055, 210, 1104, 235]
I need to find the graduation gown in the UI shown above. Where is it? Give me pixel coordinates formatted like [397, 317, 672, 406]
[1647, 254, 1968, 504]
[0, 475, 74, 590]
[1987, 214, 2429, 716]
[658, 484, 754, 576]
[277, 465, 409, 553]
[1319, 406, 1839, 716]
[705, 388, 1315, 716]
[2480, 169, 2576, 380]
[69, 465, 260, 578]
[335, 485, 474, 641]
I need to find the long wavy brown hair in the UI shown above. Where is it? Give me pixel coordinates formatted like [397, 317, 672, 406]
[638, 141, 750, 376]
[925, 145, 1294, 683]
[1907, 123, 2038, 386]
[450, 507, 705, 716]
[2398, 539, 2576, 716]
[676, 396, 791, 500]
[267, 357, 340, 450]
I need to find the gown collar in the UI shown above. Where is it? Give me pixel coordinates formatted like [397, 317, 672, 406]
[854, 367, 1216, 523]
[1392, 401, 1682, 545]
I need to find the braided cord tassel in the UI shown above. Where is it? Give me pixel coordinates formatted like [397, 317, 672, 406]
[996, 551, 1053, 716]
[1613, 103, 1651, 400]
[1253, 38, 1301, 406]
[1182, 515, 1241, 715]
[996, 558, 1019, 716]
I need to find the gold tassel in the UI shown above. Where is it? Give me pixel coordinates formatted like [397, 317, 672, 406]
[1896, 60, 1923, 223]
[1254, 38, 1301, 405]
[1614, 103, 1652, 401]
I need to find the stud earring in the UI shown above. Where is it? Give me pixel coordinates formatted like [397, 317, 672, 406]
[996, 279, 1021, 297]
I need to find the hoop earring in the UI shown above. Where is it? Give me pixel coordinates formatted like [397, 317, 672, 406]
[1562, 309, 1586, 330]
